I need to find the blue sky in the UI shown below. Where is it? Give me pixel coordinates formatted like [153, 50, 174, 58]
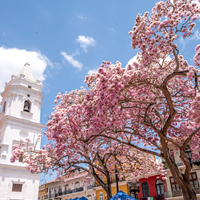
[0, 0, 200, 184]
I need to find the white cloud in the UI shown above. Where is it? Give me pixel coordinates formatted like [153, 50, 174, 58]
[190, 30, 200, 40]
[87, 68, 98, 75]
[61, 51, 83, 70]
[179, 30, 200, 50]
[77, 15, 87, 20]
[110, 28, 116, 32]
[170, 0, 200, 5]
[125, 55, 171, 68]
[125, 55, 138, 68]
[75, 35, 95, 52]
[0, 47, 51, 92]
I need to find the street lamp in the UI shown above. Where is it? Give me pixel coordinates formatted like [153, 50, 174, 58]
[185, 146, 192, 168]
[128, 180, 140, 199]
[115, 165, 119, 193]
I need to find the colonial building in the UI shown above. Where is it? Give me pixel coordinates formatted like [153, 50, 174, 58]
[0, 63, 44, 200]
[95, 179, 130, 200]
[38, 169, 96, 200]
[163, 146, 200, 200]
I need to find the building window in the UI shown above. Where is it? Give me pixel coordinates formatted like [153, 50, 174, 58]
[170, 176, 180, 192]
[23, 100, 31, 112]
[65, 184, 69, 191]
[189, 172, 199, 188]
[28, 85, 32, 89]
[58, 185, 62, 194]
[155, 179, 164, 196]
[2, 101, 6, 113]
[49, 188, 51, 198]
[170, 172, 199, 195]
[75, 181, 80, 189]
[54, 187, 57, 195]
[12, 183, 22, 192]
[142, 182, 150, 198]
[100, 194, 104, 200]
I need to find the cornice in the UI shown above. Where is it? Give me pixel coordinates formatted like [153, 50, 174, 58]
[2, 84, 43, 99]
[0, 115, 45, 130]
[0, 163, 40, 176]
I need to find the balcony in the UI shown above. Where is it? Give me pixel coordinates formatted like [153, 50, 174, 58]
[164, 186, 200, 198]
[57, 187, 84, 197]
[87, 184, 96, 190]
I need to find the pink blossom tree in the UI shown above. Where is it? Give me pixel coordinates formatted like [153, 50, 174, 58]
[12, 90, 163, 199]
[82, 1, 200, 199]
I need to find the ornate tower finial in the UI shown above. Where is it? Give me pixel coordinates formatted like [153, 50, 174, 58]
[24, 62, 30, 67]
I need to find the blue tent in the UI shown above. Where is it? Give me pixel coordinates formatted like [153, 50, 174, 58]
[109, 191, 137, 200]
[70, 197, 88, 200]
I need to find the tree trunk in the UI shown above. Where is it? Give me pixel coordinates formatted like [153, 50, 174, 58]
[181, 182, 197, 200]
[161, 139, 197, 200]
[105, 186, 113, 200]
[165, 159, 197, 200]
[91, 167, 113, 199]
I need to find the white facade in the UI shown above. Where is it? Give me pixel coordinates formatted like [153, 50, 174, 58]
[0, 63, 44, 200]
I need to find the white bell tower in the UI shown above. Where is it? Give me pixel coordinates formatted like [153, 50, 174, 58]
[0, 63, 44, 200]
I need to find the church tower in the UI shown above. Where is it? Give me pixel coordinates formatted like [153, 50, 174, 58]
[0, 63, 44, 200]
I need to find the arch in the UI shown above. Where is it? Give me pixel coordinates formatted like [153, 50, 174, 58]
[155, 179, 164, 196]
[75, 181, 80, 189]
[2, 101, 6, 113]
[65, 184, 69, 191]
[142, 182, 150, 198]
[99, 193, 104, 200]
[23, 100, 31, 112]
[87, 195, 92, 200]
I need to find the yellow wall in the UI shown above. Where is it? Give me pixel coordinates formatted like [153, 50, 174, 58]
[96, 183, 130, 200]
[38, 184, 48, 200]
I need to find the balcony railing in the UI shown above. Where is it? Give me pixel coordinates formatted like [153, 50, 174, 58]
[87, 185, 96, 190]
[48, 193, 60, 198]
[57, 187, 84, 197]
[165, 186, 200, 198]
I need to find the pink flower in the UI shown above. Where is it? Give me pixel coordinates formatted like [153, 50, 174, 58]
[141, 74, 148, 80]
[187, 70, 194, 81]
[195, 45, 200, 52]
[192, 15, 198, 21]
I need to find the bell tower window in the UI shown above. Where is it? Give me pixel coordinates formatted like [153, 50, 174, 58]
[2, 101, 6, 113]
[23, 100, 31, 112]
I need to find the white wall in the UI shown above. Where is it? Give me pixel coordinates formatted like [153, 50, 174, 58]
[0, 67, 44, 200]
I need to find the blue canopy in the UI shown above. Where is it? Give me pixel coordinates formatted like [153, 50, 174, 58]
[70, 197, 88, 200]
[109, 191, 137, 200]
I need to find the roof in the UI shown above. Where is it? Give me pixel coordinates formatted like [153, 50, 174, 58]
[18, 62, 35, 82]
